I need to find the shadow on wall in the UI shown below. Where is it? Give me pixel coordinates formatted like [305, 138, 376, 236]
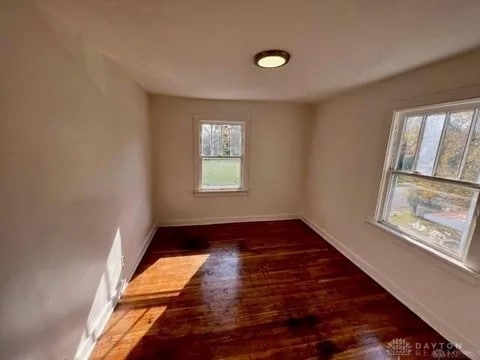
[75, 228, 126, 360]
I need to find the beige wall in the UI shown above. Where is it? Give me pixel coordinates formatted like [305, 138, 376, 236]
[304, 49, 480, 352]
[0, 1, 153, 359]
[150, 95, 310, 224]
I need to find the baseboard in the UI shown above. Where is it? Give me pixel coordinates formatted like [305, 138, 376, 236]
[74, 226, 157, 360]
[300, 215, 479, 359]
[74, 292, 120, 360]
[125, 226, 157, 284]
[158, 213, 299, 227]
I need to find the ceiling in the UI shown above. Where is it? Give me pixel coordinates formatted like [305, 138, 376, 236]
[41, 0, 480, 103]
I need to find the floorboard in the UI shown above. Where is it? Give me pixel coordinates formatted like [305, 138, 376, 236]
[91, 220, 468, 359]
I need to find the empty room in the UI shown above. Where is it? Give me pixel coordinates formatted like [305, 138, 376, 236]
[3, 0, 480, 359]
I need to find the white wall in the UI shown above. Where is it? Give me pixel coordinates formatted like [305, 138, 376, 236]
[304, 49, 480, 354]
[0, 1, 153, 359]
[150, 95, 310, 224]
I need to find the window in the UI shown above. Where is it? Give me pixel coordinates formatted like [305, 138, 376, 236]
[375, 98, 480, 265]
[193, 118, 249, 194]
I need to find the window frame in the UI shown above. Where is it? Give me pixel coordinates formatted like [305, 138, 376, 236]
[374, 97, 480, 272]
[193, 116, 250, 195]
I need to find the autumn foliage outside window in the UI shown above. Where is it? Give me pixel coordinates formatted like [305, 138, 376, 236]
[377, 100, 480, 262]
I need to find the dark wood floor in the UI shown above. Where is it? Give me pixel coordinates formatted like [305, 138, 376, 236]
[91, 220, 466, 359]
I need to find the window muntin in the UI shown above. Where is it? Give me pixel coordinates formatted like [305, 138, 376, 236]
[195, 120, 247, 192]
[377, 100, 480, 262]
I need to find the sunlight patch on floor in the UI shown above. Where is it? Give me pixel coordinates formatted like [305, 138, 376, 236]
[93, 305, 167, 359]
[125, 254, 210, 296]
[92, 253, 211, 358]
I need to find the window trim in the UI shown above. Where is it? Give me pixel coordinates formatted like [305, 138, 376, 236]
[373, 97, 480, 272]
[192, 116, 250, 196]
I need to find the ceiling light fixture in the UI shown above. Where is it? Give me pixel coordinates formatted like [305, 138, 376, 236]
[254, 49, 290, 69]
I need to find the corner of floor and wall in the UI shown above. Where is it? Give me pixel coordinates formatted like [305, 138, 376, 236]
[2, 0, 480, 359]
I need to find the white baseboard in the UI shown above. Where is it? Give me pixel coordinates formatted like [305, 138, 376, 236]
[300, 215, 479, 359]
[158, 213, 299, 227]
[74, 226, 157, 360]
[125, 226, 156, 284]
[74, 291, 120, 360]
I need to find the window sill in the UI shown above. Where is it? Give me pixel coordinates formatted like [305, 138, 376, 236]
[193, 189, 249, 197]
[365, 218, 480, 286]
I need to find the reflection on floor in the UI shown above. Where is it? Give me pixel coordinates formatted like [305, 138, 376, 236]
[91, 220, 466, 359]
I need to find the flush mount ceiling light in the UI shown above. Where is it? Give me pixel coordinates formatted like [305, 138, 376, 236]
[254, 49, 290, 69]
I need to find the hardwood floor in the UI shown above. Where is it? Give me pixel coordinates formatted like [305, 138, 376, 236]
[91, 220, 467, 359]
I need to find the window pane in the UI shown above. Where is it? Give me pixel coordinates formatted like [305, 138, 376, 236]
[385, 174, 477, 257]
[436, 110, 474, 179]
[201, 158, 241, 189]
[230, 125, 242, 156]
[201, 124, 221, 156]
[201, 124, 242, 156]
[397, 116, 423, 171]
[462, 111, 480, 183]
[201, 124, 212, 156]
[415, 113, 445, 175]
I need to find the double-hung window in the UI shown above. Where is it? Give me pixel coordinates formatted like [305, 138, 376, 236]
[193, 118, 249, 194]
[375, 98, 480, 268]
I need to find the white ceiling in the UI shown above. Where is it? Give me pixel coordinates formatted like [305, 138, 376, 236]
[42, 0, 480, 103]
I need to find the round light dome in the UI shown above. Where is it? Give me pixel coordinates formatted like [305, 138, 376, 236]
[254, 50, 290, 69]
